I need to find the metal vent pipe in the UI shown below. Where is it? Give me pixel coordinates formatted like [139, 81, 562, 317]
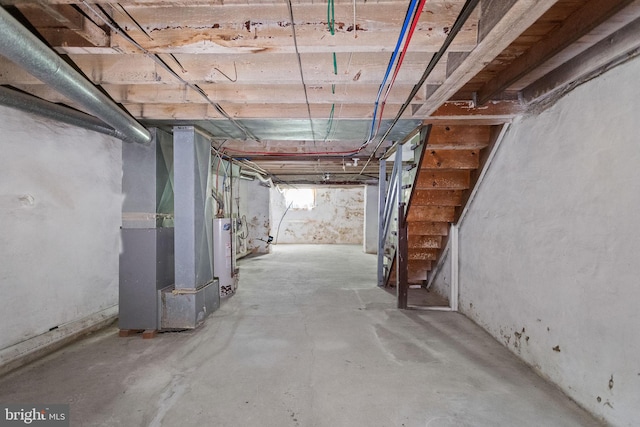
[0, 7, 151, 144]
[0, 86, 123, 139]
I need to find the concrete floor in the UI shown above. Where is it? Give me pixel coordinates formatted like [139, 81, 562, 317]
[0, 245, 601, 427]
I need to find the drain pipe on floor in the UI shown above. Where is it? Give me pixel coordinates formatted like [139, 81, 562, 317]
[0, 7, 150, 144]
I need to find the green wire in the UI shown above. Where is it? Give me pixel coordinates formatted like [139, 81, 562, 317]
[327, 0, 337, 141]
[328, 0, 335, 35]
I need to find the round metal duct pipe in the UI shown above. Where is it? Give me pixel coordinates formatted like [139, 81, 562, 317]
[0, 86, 125, 139]
[0, 7, 151, 144]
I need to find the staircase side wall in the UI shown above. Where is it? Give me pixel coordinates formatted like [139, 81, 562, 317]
[448, 56, 640, 426]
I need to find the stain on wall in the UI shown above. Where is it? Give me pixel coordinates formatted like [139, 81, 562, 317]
[430, 56, 640, 426]
[270, 186, 364, 244]
[238, 179, 271, 254]
[0, 105, 121, 352]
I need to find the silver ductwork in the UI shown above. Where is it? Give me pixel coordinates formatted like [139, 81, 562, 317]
[0, 7, 150, 144]
[0, 86, 124, 139]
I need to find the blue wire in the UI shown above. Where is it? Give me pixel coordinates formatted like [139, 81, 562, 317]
[367, 0, 420, 143]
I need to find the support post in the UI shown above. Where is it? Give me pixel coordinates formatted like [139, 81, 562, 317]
[377, 158, 387, 287]
[395, 147, 408, 309]
[397, 204, 409, 309]
[450, 223, 459, 312]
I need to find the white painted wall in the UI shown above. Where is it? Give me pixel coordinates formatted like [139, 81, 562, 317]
[433, 57, 640, 426]
[270, 186, 364, 244]
[0, 106, 121, 354]
[238, 178, 271, 254]
[429, 244, 451, 299]
[363, 185, 378, 254]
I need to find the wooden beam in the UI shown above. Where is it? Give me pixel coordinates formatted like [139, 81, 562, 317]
[428, 99, 525, 120]
[421, 149, 479, 169]
[0, 52, 448, 85]
[408, 248, 440, 261]
[477, 0, 637, 104]
[427, 125, 491, 148]
[412, 0, 559, 117]
[14, 85, 524, 118]
[415, 170, 470, 190]
[2, 0, 396, 4]
[408, 221, 450, 236]
[16, 3, 108, 47]
[110, 2, 465, 30]
[411, 190, 464, 206]
[13, 83, 423, 105]
[109, 27, 476, 56]
[97, 2, 476, 54]
[408, 235, 442, 249]
[122, 102, 394, 120]
[521, 17, 640, 103]
[407, 260, 432, 280]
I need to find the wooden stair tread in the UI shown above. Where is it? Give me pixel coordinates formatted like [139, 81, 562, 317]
[399, 124, 494, 285]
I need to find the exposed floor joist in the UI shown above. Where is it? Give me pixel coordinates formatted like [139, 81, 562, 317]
[0, 0, 638, 183]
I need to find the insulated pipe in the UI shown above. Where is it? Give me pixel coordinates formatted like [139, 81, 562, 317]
[0, 7, 151, 144]
[0, 86, 123, 139]
[239, 170, 273, 188]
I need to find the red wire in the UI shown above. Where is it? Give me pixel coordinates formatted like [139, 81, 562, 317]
[375, 0, 428, 136]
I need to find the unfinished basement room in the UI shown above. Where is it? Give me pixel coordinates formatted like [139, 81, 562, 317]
[1, 0, 639, 426]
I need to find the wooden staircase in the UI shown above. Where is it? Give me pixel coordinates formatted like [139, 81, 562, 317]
[386, 123, 496, 287]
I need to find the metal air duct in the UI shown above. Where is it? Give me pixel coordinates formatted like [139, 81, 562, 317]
[0, 86, 123, 139]
[0, 7, 150, 144]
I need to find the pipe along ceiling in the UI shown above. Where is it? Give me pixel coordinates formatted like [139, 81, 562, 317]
[0, 7, 150, 145]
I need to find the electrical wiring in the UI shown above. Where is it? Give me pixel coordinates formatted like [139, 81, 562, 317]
[211, 141, 230, 216]
[286, 0, 317, 144]
[359, 0, 481, 175]
[325, 0, 338, 142]
[275, 201, 294, 245]
[323, 103, 336, 142]
[376, 0, 428, 132]
[365, 0, 420, 145]
[213, 142, 229, 193]
[81, 1, 258, 142]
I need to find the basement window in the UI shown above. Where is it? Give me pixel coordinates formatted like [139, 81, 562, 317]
[284, 188, 315, 210]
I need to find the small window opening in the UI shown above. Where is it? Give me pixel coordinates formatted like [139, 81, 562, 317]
[284, 188, 315, 210]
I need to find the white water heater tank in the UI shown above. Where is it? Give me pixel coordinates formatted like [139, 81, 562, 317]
[213, 218, 237, 297]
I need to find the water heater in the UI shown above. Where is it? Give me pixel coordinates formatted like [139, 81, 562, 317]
[213, 218, 238, 297]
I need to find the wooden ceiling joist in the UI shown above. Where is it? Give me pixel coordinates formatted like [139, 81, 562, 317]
[412, 0, 558, 117]
[476, 0, 638, 105]
[0, 0, 635, 184]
